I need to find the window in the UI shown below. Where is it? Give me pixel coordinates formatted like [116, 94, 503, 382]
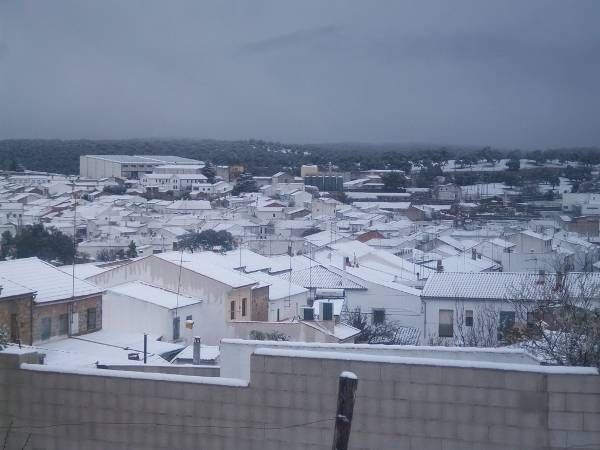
[86, 308, 97, 331]
[230, 300, 235, 320]
[41, 317, 51, 341]
[438, 309, 453, 338]
[241, 298, 247, 317]
[373, 309, 386, 325]
[497, 311, 516, 342]
[186, 315, 193, 321]
[59, 314, 69, 335]
[465, 310, 473, 327]
[173, 316, 180, 341]
[526, 311, 535, 328]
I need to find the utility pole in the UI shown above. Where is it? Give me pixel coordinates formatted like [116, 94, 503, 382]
[331, 371, 358, 450]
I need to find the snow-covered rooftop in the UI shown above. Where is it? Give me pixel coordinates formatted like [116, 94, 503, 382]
[422, 271, 600, 300]
[0, 257, 102, 303]
[0, 276, 35, 299]
[155, 252, 258, 288]
[108, 281, 203, 309]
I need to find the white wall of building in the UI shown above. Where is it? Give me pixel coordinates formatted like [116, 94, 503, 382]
[88, 256, 255, 345]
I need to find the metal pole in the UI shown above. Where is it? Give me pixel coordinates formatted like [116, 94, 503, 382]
[331, 372, 358, 450]
[143, 333, 147, 364]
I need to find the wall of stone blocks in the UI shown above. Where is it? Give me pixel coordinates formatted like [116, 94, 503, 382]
[0, 349, 599, 450]
[0, 295, 33, 345]
[32, 295, 102, 343]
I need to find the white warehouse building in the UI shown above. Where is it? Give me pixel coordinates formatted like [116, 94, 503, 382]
[80, 155, 203, 179]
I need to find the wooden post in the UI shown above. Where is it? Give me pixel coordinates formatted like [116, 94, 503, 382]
[332, 371, 358, 450]
[143, 333, 147, 364]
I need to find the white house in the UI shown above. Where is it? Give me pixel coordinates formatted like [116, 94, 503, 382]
[86, 252, 266, 345]
[420, 271, 600, 345]
[103, 281, 204, 344]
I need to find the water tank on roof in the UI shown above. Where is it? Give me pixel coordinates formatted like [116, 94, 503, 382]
[315, 288, 344, 298]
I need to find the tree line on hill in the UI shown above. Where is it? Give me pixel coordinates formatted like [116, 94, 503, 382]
[1, 139, 599, 179]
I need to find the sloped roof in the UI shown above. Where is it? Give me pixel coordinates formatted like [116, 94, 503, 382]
[422, 272, 600, 300]
[276, 265, 366, 290]
[0, 276, 35, 299]
[0, 257, 101, 303]
[108, 281, 202, 309]
[155, 252, 257, 288]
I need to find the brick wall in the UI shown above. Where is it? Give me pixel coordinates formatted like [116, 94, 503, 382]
[32, 295, 102, 343]
[250, 285, 268, 321]
[0, 348, 598, 450]
[0, 295, 33, 344]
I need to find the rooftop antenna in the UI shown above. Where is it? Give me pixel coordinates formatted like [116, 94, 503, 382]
[71, 178, 77, 300]
[287, 240, 292, 309]
[174, 246, 184, 320]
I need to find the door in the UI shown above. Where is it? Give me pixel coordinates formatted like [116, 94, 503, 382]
[70, 312, 79, 335]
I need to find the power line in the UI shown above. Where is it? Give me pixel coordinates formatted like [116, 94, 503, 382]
[0, 417, 334, 432]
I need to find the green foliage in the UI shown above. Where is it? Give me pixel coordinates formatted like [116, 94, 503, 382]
[201, 162, 216, 184]
[178, 230, 235, 252]
[103, 185, 127, 195]
[248, 330, 289, 341]
[97, 248, 126, 262]
[126, 241, 138, 258]
[231, 172, 258, 195]
[4, 225, 75, 264]
[380, 172, 407, 192]
[506, 158, 520, 171]
[0, 231, 14, 260]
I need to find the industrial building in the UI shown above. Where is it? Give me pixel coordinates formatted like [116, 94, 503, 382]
[79, 155, 203, 179]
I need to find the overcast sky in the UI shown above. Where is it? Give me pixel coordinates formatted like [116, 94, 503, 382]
[1, 1, 599, 148]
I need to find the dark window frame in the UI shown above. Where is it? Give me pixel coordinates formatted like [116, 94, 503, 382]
[372, 309, 386, 325]
[439, 309, 454, 338]
[86, 308, 97, 331]
[465, 310, 474, 327]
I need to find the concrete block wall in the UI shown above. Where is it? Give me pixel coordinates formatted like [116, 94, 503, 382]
[1, 348, 599, 450]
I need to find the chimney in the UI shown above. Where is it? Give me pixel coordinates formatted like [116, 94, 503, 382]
[436, 260, 444, 273]
[537, 269, 546, 285]
[192, 336, 201, 365]
[471, 248, 477, 260]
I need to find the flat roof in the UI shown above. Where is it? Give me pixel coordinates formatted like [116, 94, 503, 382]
[84, 155, 202, 165]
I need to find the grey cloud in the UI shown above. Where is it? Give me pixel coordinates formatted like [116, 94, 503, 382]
[0, 0, 599, 148]
[241, 25, 343, 54]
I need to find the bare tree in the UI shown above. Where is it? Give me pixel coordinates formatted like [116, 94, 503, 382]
[0, 326, 7, 350]
[453, 301, 502, 347]
[509, 271, 600, 368]
[347, 308, 420, 345]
